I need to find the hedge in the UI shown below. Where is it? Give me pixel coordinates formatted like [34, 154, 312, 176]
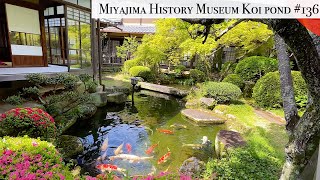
[252, 71, 308, 108]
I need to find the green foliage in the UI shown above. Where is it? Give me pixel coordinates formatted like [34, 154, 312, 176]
[222, 74, 244, 89]
[174, 64, 187, 75]
[54, 73, 80, 90]
[25, 73, 48, 87]
[0, 136, 75, 179]
[116, 37, 139, 61]
[190, 69, 206, 82]
[22, 86, 40, 96]
[252, 71, 308, 108]
[3, 95, 23, 105]
[202, 82, 242, 103]
[156, 73, 175, 85]
[295, 95, 308, 109]
[129, 66, 152, 81]
[203, 147, 281, 180]
[122, 59, 139, 74]
[86, 81, 98, 93]
[235, 56, 278, 82]
[175, 65, 187, 72]
[0, 108, 56, 140]
[79, 73, 92, 83]
[217, 21, 274, 58]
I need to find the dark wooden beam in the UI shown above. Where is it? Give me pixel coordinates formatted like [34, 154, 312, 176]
[39, 0, 47, 66]
[4, 0, 40, 10]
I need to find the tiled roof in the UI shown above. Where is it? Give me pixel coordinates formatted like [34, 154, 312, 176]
[101, 25, 155, 34]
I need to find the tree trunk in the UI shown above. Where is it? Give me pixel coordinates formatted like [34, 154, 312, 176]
[274, 33, 299, 135]
[265, 19, 320, 180]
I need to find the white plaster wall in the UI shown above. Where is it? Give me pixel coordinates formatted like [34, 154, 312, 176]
[11, 45, 43, 56]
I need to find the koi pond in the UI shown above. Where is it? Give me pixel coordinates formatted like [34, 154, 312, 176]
[65, 89, 226, 177]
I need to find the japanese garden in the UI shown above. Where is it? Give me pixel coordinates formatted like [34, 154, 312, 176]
[0, 4, 320, 179]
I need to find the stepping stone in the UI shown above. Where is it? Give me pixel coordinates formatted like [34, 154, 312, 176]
[215, 130, 246, 158]
[181, 109, 226, 125]
[200, 97, 216, 109]
[138, 82, 188, 97]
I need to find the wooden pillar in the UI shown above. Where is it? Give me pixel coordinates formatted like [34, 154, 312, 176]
[97, 18, 104, 90]
[39, 0, 47, 67]
[91, 18, 98, 81]
[64, 5, 70, 72]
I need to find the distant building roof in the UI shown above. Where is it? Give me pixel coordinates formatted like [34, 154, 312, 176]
[101, 25, 156, 34]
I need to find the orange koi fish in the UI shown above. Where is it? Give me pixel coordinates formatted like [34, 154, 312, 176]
[157, 129, 174, 135]
[157, 149, 171, 164]
[96, 164, 126, 174]
[145, 143, 158, 155]
[126, 143, 132, 153]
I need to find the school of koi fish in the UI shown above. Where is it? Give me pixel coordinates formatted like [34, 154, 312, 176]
[95, 128, 177, 177]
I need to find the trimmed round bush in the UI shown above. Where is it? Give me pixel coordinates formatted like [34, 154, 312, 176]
[0, 136, 74, 179]
[235, 56, 278, 82]
[190, 69, 205, 82]
[253, 71, 308, 108]
[203, 82, 242, 103]
[222, 74, 244, 89]
[129, 66, 152, 81]
[0, 108, 56, 140]
[123, 59, 138, 73]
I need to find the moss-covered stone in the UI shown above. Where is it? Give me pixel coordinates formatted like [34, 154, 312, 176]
[56, 135, 84, 158]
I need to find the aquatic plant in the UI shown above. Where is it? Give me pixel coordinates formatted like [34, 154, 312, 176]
[0, 136, 74, 179]
[0, 108, 56, 140]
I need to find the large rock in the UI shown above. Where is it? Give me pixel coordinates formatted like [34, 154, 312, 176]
[200, 97, 217, 110]
[75, 81, 86, 94]
[78, 104, 97, 120]
[185, 99, 201, 109]
[91, 92, 108, 107]
[105, 86, 130, 95]
[179, 157, 205, 176]
[138, 82, 188, 97]
[181, 109, 226, 125]
[56, 135, 84, 158]
[215, 130, 246, 158]
[107, 92, 128, 104]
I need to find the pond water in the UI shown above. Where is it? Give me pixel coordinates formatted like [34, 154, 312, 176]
[65, 90, 226, 177]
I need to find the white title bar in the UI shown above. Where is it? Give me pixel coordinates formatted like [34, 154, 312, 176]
[92, 0, 320, 19]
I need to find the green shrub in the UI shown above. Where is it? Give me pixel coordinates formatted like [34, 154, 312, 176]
[203, 147, 281, 180]
[86, 81, 98, 93]
[175, 65, 187, 74]
[222, 74, 244, 89]
[129, 66, 152, 81]
[3, 95, 23, 105]
[25, 73, 48, 87]
[123, 59, 139, 73]
[252, 71, 308, 108]
[0, 108, 56, 140]
[79, 73, 92, 83]
[190, 69, 205, 82]
[157, 73, 175, 85]
[0, 136, 75, 180]
[203, 82, 242, 103]
[22, 86, 40, 96]
[235, 56, 278, 82]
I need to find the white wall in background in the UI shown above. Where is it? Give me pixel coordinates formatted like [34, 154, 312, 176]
[11, 45, 43, 56]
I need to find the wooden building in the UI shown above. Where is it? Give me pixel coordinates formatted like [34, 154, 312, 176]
[101, 18, 156, 64]
[0, 0, 91, 69]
